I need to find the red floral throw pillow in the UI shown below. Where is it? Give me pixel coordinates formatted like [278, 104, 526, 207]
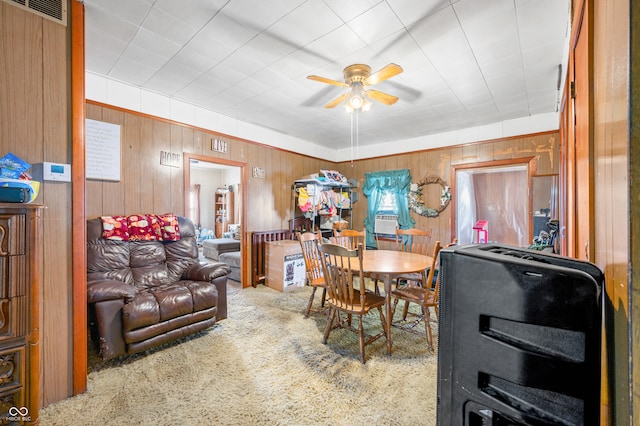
[127, 214, 159, 241]
[101, 216, 130, 241]
[157, 213, 180, 241]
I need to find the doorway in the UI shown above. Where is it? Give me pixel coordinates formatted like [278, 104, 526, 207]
[184, 153, 247, 286]
[452, 158, 536, 246]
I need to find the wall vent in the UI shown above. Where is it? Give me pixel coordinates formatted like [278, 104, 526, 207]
[2, 0, 67, 26]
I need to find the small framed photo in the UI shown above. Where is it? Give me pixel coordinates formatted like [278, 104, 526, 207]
[252, 167, 265, 179]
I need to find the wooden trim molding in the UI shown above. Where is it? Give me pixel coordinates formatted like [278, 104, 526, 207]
[71, 0, 87, 396]
[183, 153, 250, 287]
[336, 131, 559, 164]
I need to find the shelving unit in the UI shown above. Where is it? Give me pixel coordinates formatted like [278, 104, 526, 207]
[292, 178, 352, 237]
[214, 189, 234, 238]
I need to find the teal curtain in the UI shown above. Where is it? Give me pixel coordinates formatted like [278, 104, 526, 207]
[363, 169, 414, 248]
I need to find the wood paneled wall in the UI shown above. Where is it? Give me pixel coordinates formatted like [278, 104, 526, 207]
[0, 3, 73, 406]
[85, 103, 334, 232]
[86, 102, 558, 251]
[592, 0, 632, 423]
[338, 132, 558, 247]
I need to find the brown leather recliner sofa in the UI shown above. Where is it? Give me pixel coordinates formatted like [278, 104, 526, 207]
[87, 215, 231, 360]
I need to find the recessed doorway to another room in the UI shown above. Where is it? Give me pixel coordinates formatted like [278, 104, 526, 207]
[453, 158, 536, 247]
[185, 154, 244, 289]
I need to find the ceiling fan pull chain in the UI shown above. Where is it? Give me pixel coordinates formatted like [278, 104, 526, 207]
[350, 111, 354, 165]
[356, 109, 359, 157]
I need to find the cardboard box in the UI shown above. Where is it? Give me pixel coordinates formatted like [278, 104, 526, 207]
[265, 240, 306, 292]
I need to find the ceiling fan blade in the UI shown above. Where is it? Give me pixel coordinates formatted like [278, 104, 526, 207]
[366, 89, 399, 106]
[307, 75, 348, 87]
[324, 92, 349, 108]
[365, 63, 403, 86]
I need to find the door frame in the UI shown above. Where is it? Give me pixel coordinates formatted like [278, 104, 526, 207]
[183, 153, 249, 285]
[450, 157, 536, 245]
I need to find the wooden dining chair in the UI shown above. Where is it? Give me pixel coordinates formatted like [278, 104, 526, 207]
[331, 228, 365, 250]
[319, 242, 388, 364]
[395, 226, 432, 282]
[331, 229, 382, 294]
[394, 226, 433, 316]
[289, 216, 314, 240]
[396, 226, 432, 256]
[430, 238, 457, 295]
[297, 231, 327, 318]
[390, 240, 442, 350]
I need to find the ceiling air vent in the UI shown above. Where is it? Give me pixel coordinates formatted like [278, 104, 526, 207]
[3, 0, 67, 26]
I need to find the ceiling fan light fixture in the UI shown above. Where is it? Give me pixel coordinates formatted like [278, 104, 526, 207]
[347, 83, 365, 110]
[348, 93, 364, 110]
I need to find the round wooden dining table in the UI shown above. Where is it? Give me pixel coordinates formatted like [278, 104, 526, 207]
[360, 249, 432, 355]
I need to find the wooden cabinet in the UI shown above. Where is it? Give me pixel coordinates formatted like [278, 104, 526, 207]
[214, 189, 234, 238]
[0, 204, 43, 424]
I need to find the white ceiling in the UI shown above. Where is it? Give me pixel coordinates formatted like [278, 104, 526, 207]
[84, 0, 570, 151]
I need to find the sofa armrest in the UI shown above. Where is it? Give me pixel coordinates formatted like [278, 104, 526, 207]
[210, 275, 228, 321]
[87, 279, 137, 304]
[183, 261, 231, 282]
[93, 299, 127, 360]
[184, 263, 230, 321]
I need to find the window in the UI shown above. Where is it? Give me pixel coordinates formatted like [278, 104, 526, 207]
[362, 169, 413, 248]
[378, 190, 398, 213]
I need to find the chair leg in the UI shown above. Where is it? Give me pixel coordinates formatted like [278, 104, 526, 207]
[377, 306, 389, 341]
[322, 307, 336, 344]
[402, 300, 411, 320]
[391, 297, 403, 322]
[358, 315, 366, 364]
[374, 278, 381, 296]
[424, 306, 434, 351]
[304, 286, 318, 318]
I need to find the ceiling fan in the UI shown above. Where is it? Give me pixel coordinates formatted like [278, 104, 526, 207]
[307, 63, 403, 112]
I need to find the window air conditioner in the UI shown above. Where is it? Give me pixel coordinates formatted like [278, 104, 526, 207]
[374, 214, 398, 235]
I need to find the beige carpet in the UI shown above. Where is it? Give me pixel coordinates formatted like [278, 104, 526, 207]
[40, 284, 438, 426]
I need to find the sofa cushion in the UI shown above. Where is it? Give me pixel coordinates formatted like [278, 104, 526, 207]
[186, 280, 220, 311]
[154, 285, 194, 320]
[122, 282, 218, 331]
[129, 241, 172, 289]
[202, 238, 241, 260]
[122, 292, 160, 331]
[218, 251, 241, 269]
[219, 251, 241, 281]
[86, 238, 134, 285]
